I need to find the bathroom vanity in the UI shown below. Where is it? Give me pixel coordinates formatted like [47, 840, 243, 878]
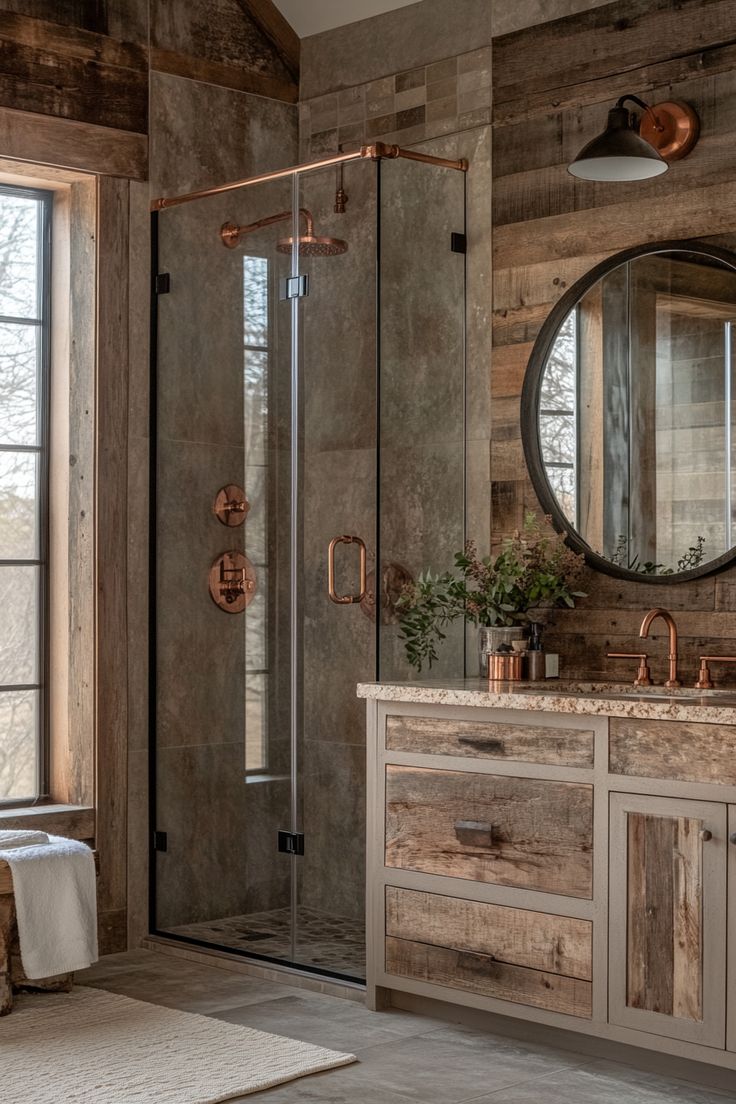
[360, 680, 736, 1072]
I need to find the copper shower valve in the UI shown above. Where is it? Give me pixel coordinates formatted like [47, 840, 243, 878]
[209, 551, 256, 614]
[213, 485, 249, 526]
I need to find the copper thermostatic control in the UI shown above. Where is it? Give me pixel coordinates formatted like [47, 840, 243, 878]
[213, 485, 249, 527]
[209, 551, 256, 613]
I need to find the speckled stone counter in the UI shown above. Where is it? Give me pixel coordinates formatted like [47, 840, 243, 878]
[357, 678, 736, 724]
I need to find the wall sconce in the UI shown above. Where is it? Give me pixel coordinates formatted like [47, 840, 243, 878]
[568, 95, 699, 181]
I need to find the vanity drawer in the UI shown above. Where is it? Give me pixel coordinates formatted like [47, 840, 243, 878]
[609, 718, 736, 785]
[386, 714, 594, 767]
[385, 765, 593, 897]
[385, 886, 592, 1018]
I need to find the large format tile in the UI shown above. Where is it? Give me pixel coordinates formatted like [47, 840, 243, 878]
[212, 991, 441, 1053]
[469, 1056, 736, 1102]
[249, 1022, 587, 1104]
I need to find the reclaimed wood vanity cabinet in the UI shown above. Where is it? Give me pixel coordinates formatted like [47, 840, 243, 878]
[362, 688, 736, 1074]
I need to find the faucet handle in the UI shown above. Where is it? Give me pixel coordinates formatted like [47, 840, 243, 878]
[695, 656, 736, 690]
[607, 652, 653, 687]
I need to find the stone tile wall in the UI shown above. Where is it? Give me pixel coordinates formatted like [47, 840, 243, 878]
[300, 46, 491, 159]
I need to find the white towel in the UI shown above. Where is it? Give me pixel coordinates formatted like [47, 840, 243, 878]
[0, 830, 50, 850]
[0, 834, 98, 980]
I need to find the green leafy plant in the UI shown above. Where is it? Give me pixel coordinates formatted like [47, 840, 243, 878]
[397, 513, 586, 672]
[610, 534, 706, 575]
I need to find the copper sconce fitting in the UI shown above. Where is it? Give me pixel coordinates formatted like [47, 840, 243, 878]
[607, 652, 653, 687]
[213, 484, 249, 527]
[695, 656, 736, 690]
[209, 551, 256, 613]
[568, 94, 699, 181]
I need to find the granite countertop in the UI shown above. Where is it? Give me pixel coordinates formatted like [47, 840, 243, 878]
[356, 679, 736, 724]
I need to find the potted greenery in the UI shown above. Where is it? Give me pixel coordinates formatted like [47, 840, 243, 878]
[396, 512, 586, 674]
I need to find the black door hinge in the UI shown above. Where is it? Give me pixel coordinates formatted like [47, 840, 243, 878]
[279, 274, 309, 300]
[155, 273, 171, 294]
[278, 830, 305, 856]
[153, 830, 168, 852]
[450, 233, 467, 254]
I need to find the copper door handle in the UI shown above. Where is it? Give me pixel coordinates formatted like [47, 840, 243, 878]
[327, 535, 367, 604]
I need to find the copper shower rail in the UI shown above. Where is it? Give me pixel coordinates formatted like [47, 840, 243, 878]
[150, 142, 469, 212]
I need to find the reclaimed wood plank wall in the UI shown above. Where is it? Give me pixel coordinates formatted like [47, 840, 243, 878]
[0, 0, 298, 182]
[491, 0, 736, 683]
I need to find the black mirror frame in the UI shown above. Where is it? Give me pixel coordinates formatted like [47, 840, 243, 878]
[520, 238, 736, 584]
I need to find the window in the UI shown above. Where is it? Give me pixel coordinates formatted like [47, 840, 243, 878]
[243, 255, 269, 774]
[540, 308, 578, 527]
[0, 185, 52, 804]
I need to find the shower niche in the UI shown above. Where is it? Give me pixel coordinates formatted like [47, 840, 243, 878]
[150, 146, 468, 981]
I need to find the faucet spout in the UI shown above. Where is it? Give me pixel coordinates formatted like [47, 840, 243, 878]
[639, 607, 680, 688]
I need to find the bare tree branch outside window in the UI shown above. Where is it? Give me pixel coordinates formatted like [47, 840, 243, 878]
[0, 186, 51, 802]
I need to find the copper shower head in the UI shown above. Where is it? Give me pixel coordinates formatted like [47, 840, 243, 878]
[276, 234, 348, 257]
[221, 207, 348, 255]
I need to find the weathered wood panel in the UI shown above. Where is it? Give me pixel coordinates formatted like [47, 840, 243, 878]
[386, 886, 592, 979]
[0, 806, 95, 850]
[493, 0, 736, 105]
[626, 812, 703, 1020]
[0, 12, 148, 133]
[149, 47, 297, 103]
[385, 714, 594, 767]
[386, 937, 592, 1018]
[151, 0, 297, 102]
[0, 104, 147, 179]
[610, 718, 736, 783]
[385, 765, 593, 897]
[494, 181, 736, 271]
[0, 1, 149, 43]
[235, 0, 300, 80]
[95, 176, 130, 952]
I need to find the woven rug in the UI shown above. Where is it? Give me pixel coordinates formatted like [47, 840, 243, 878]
[0, 986, 356, 1103]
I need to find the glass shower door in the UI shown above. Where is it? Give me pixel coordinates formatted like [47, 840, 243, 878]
[295, 161, 377, 976]
[153, 176, 298, 963]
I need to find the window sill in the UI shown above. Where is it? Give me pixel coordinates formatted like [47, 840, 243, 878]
[0, 803, 95, 840]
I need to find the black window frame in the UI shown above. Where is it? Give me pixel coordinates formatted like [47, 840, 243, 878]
[0, 182, 53, 807]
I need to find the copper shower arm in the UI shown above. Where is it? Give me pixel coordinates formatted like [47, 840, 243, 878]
[221, 208, 315, 249]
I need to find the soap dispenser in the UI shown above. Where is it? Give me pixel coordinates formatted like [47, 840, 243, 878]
[527, 622, 545, 681]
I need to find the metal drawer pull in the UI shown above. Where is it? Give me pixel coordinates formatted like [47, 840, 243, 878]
[700, 829, 713, 842]
[327, 535, 367, 604]
[730, 833, 736, 845]
[454, 821, 496, 849]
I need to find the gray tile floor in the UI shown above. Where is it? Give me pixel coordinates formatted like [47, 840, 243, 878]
[77, 950, 736, 1103]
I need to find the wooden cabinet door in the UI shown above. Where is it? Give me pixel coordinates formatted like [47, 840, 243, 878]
[609, 793, 726, 1047]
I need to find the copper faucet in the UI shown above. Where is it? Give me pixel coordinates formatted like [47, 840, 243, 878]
[639, 608, 681, 688]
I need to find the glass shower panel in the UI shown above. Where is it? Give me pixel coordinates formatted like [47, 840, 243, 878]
[377, 156, 467, 681]
[293, 161, 376, 978]
[153, 176, 296, 961]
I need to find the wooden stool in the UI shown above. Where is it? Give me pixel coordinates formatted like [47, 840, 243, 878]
[0, 855, 92, 1015]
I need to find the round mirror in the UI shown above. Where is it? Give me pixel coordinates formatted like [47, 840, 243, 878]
[522, 240, 736, 582]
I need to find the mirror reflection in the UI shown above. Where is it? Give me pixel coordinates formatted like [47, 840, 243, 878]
[538, 247, 736, 577]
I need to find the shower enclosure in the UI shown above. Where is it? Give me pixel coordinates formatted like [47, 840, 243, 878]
[150, 144, 468, 981]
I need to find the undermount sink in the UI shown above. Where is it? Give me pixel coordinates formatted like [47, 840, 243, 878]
[511, 681, 736, 705]
[604, 692, 704, 703]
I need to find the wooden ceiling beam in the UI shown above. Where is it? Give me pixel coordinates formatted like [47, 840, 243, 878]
[235, 0, 300, 83]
